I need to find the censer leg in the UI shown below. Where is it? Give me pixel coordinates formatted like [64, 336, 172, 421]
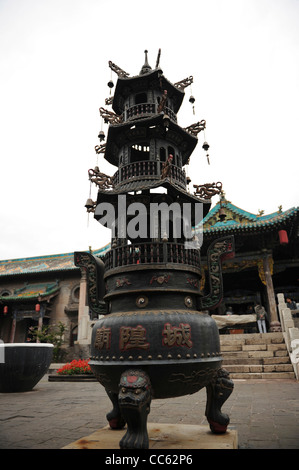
[205, 368, 234, 434]
[105, 389, 126, 429]
[118, 369, 151, 449]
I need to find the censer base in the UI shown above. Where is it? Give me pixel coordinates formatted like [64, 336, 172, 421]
[89, 360, 222, 398]
[62, 422, 238, 450]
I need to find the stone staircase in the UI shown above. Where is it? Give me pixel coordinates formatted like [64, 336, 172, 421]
[220, 332, 296, 379]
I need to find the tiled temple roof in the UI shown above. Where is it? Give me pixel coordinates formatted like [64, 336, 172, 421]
[0, 244, 110, 277]
[200, 200, 299, 235]
[1, 281, 60, 302]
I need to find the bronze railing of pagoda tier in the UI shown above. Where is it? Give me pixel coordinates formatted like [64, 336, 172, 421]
[123, 103, 177, 123]
[104, 241, 200, 271]
[112, 160, 187, 188]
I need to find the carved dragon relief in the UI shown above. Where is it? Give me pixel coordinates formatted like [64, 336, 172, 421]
[199, 236, 235, 311]
[174, 76, 193, 90]
[74, 252, 107, 315]
[108, 60, 130, 78]
[193, 182, 223, 200]
[184, 120, 206, 136]
[88, 166, 114, 190]
[99, 107, 123, 124]
[94, 143, 106, 155]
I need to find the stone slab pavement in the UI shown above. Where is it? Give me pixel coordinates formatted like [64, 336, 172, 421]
[0, 375, 298, 451]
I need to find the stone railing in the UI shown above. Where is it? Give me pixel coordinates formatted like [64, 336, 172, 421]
[104, 241, 200, 271]
[277, 293, 299, 380]
[112, 160, 186, 189]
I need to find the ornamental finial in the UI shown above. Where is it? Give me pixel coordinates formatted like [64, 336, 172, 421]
[140, 49, 152, 75]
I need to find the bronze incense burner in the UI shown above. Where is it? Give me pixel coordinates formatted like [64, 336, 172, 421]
[75, 51, 234, 449]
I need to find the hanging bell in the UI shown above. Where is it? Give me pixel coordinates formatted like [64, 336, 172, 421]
[98, 130, 105, 142]
[189, 95, 195, 104]
[85, 198, 95, 211]
[107, 80, 114, 89]
[219, 207, 226, 221]
[202, 141, 210, 151]
[163, 114, 170, 129]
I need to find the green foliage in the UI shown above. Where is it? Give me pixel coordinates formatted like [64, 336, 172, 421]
[29, 322, 66, 362]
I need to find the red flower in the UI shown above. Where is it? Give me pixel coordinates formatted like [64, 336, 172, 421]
[57, 359, 92, 375]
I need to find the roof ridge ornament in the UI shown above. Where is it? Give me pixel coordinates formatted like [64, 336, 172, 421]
[140, 49, 152, 75]
[155, 48, 161, 68]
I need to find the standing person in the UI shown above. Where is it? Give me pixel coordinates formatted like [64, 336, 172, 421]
[254, 304, 268, 333]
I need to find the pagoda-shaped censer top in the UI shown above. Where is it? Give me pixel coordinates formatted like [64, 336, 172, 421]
[75, 50, 234, 449]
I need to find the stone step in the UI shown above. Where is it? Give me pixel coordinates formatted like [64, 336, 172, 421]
[221, 343, 287, 352]
[219, 332, 295, 379]
[223, 364, 294, 373]
[221, 356, 291, 365]
[219, 332, 284, 345]
[221, 349, 289, 359]
[228, 371, 295, 380]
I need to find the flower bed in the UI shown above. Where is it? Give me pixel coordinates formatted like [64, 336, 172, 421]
[48, 359, 97, 382]
[57, 359, 93, 375]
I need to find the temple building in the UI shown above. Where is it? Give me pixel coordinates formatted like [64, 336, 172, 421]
[0, 244, 108, 357]
[201, 194, 299, 331]
[0, 198, 298, 353]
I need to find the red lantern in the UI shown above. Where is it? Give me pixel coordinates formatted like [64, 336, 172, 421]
[3, 306, 8, 315]
[35, 303, 40, 312]
[279, 230, 288, 245]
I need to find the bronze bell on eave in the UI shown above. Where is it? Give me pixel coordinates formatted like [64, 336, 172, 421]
[98, 130, 105, 141]
[85, 198, 95, 211]
[202, 141, 210, 151]
[219, 207, 226, 221]
[163, 114, 170, 129]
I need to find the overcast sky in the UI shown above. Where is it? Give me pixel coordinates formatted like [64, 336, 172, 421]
[0, 0, 298, 261]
